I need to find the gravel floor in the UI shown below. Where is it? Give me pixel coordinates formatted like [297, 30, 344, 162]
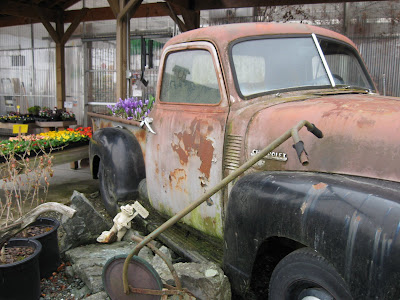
[40, 262, 91, 300]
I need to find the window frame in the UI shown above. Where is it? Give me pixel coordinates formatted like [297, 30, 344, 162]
[157, 42, 227, 107]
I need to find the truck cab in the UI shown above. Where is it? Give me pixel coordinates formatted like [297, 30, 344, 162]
[90, 23, 400, 299]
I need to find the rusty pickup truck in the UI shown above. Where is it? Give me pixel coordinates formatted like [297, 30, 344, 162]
[89, 23, 400, 299]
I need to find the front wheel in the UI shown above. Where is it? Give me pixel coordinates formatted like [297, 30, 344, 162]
[268, 248, 352, 300]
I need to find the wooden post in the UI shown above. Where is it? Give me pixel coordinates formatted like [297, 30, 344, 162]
[114, 0, 143, 100]
[55, 16, 66, 110]
[37, 8, 88, 110]
[116, 11, 128, 100]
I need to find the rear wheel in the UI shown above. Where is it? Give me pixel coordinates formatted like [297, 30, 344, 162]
[268, 248, 352, 300]
[98, 163, 119, 216]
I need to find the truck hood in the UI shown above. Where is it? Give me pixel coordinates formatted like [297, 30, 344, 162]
[244, 94, 400, 183]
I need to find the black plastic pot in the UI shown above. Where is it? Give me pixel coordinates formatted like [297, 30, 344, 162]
[29, 217, 61, 278]
[0, 238, 42, 300]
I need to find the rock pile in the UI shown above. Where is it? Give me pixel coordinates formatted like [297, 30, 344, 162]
[58, 192, 232, 299]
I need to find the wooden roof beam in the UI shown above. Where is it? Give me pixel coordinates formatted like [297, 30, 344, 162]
[166, 2, 187, 32]
[61, 7, 88, 44]
[166, 1, 199, 32]
[36, 7, 61, 43]
[0, 0, 58, 22]
[107, 0, 120, 17]
[117, 0, 143, 21]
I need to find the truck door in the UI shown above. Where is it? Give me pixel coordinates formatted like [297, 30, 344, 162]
[146, 42, 228, 238]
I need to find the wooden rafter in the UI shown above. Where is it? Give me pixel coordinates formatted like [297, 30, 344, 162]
[117, 0, 143, 21]
[61, 7, 88, 44]
[180, 7, 200, 30]
[36, 7, 61, 43]
[166, 1, 199, 32]
[107, 0, 120, 17]
[166, 2, 187, 32]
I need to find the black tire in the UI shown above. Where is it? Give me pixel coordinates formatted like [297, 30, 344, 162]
[268, 248, 352, 300]
[98, 162, 119, 217]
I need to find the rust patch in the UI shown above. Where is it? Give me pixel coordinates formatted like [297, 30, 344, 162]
[313, 182, 327, 190]
[100, 121, 112, 129]
[169, 169, 187, 192]
[136, 129, 147, 145]
[171, 119, 214, 178]
[357, 117, 375, 128]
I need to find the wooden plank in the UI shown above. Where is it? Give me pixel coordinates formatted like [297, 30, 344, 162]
[0, 145, 89, 178]
[35, 120, 77, 128]
[51, 145, 89, 166]
[0, 123, 33, 130]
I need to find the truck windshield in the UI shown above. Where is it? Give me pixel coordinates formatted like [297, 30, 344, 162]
[231, 36, 374, 98]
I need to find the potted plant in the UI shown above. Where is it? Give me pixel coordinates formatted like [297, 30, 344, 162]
[61, 110, 76, 121]
[0, 139, 76, 288]
[106, 95, 155, 121]
[17, 217, 61, 278]
[28, 105, 41, 116]
[37, 107, 52, 122]
[0, 238, 42, 300]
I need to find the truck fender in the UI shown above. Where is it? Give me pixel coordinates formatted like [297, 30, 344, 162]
[89, 127, 145, 216]
[223, 171, 400, 299]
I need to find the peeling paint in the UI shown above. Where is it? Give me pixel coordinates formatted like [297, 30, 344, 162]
[312, 182, 327, 190]
[171, 119, 215, 179]
[169, 169, 187, 193]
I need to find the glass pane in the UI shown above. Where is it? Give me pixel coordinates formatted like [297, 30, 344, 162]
[320, 39, 373, 89]
[160, 50, 221, 104]
[232, 37, 329, 97]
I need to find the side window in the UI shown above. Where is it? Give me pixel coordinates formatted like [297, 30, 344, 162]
[160, 49, 221, 104]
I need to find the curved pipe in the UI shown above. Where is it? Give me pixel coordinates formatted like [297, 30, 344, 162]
[122, 120, 323, 294]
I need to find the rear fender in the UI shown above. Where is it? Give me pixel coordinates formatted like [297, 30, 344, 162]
[89, 127, 145, 201]
[223, 171, 400, 299]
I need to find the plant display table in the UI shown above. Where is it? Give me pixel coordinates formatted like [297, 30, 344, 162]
[34, 120, 77, 131]
[0, 120, 77, 133]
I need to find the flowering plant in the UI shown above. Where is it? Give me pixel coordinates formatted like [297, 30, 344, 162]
[0, 127, 92, 156]
[0, 114, 35, 123]
[39, 107, 53, 118]
[107, 95, 155, 121]
[61, 111, 75, 121]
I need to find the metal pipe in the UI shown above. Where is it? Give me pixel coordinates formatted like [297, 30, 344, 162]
[122, 120, 320, 294]
[130, 235, 182, 291]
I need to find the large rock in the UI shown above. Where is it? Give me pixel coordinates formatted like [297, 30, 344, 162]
[157, 262, 231, 300]
[65, 241, 135, 294]
[59, 191, 113, 254]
